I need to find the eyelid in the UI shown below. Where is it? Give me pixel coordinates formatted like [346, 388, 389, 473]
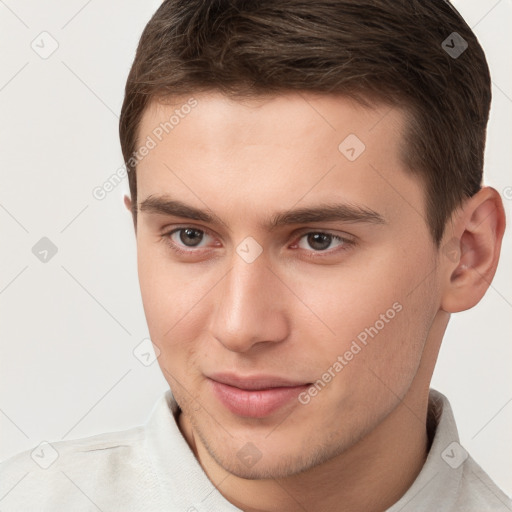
[161, 223, 215, 237]
[290, 231, 355, 257]
[162, 224, 355, 240]
[293, 227, 355, 241]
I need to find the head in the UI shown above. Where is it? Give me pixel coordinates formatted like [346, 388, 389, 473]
[119, 0, 505, 479]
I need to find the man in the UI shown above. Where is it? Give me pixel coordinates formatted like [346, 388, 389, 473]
[1, 0, 510, 510]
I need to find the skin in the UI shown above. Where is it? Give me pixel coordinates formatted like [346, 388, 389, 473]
[124, 91, 505, 512]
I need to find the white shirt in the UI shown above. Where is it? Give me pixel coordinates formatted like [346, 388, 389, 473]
[1, 388, 511, 511]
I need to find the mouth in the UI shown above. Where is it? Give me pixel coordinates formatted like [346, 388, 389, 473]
[207, 373, 312, 418]
[207, 372, 311, 390]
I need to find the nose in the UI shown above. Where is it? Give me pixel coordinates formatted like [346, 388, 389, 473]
[208, 248, 289, 353]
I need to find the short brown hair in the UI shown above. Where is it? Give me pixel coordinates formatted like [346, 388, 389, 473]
[119, 0, 491, 245]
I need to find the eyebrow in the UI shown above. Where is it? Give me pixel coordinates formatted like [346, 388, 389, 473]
[138, 195, 386, 231]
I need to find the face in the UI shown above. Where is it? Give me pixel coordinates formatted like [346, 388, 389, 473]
[134, 91, 442, 479]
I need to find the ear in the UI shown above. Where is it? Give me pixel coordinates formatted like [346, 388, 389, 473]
[123, 195, 137, 233]
[124, 194, 132, 212]
[440, 186, 506, 313]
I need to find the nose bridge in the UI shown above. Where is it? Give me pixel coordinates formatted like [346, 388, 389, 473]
[209, 247, 288, 352]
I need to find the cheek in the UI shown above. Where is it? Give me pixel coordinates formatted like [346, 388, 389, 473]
[292, 248, 437, 389]
[136, 243, 217, 371]
[137, 239, 194, 328]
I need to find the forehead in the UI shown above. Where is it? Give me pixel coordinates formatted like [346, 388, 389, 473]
[134, 91, 424, 233]
[137, 91, 405, 151]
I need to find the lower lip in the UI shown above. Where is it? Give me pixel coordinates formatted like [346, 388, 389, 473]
[208, 379, 310, 418]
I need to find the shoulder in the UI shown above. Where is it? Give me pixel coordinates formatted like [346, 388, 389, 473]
[0, 425, 146, 473]
[0, 426, 163, 511]
[455, 454, 512, 511]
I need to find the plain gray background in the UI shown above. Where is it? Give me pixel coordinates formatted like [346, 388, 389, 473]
[1, 0, 511, 498]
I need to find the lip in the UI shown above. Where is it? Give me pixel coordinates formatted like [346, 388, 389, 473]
[207, 373, 311, 418]
[207, 372, 310, 390]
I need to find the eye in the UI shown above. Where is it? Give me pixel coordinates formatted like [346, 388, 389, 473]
[173, 227, 207, 247]
[161, 226, 354, 259]
[162, 227, 216, 254]
[292, 231, 353, 255]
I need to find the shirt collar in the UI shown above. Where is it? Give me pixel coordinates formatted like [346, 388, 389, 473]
[144, 388, 242, 511]
[387, 388, 463, 511]
[144, 388, 462, 511]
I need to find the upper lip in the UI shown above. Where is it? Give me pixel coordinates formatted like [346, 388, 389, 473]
[208, 372, 310, 390]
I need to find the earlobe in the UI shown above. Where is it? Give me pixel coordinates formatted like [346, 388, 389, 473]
[440, 186, 506, 313]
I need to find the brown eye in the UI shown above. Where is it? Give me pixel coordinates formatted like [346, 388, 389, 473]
[178, 228, 204, 247]
[163, 227, 214, 254]
[305, 233, 334, 251]
[297, 232, 346, 252]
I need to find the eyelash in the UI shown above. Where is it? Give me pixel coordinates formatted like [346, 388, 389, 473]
[160, 226, 355, 259]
